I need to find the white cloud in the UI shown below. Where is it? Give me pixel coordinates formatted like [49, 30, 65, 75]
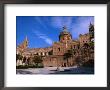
[51, 16, 63, 29]
[34, 17, 53, 45]
[33, 30, 53, 45]
[34, 17, 48, 31]
[34, 16, 94, 41]
[51, 17, 72, 27]
[71, 16, 94, 39]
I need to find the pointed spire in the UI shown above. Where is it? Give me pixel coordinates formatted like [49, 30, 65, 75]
[24, 35, 28, 47]
[25, 35, 28, 41]
[89, 22, 92, 27]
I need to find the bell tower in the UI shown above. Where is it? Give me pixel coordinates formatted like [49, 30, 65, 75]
[17, 36, 28, 55]
[18, 36, 28, 49]
[59, 26, 72, 43]
[89, 22, 94, 41]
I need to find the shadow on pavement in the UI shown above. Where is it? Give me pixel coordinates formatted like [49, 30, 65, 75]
[16, 70, 33, 74]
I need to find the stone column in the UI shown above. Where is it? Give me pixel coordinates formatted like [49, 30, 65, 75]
[46, 52, 48, 56]
[42, 52, 45, 56]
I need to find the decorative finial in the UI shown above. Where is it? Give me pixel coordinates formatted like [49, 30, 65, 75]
[63, 26, 67, 32]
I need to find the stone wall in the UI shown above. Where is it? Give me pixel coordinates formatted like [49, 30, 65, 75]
[22, 47, 52, 57]
[43, 55, 76, 67]
[79, 33, 90, 47]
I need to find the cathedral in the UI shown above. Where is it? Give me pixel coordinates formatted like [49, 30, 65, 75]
[16, 23, 94, 67]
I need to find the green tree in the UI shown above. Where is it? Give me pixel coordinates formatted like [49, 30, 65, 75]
[33, 55, 43, 67]
[16, 54, 23, 61]
[75, 56, 83, 66]
[63, 50, 73, 67]
[27, 57, 31, 65]
[23, 56, 26, 64]
[79, 43, 94, 67]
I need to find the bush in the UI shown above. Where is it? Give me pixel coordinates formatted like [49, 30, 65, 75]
[16, 64, 44, 69]
[16, 65, 28, 69]
[37, 65, 44, 68]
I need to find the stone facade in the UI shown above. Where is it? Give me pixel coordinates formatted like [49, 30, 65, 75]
[79, 33, 90, 47]
[16, 23, 94, 67]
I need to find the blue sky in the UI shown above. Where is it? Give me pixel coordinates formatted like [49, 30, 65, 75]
[16, 16, 94, 48]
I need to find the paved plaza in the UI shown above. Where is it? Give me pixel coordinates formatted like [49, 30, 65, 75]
[16, 66, 94, 74]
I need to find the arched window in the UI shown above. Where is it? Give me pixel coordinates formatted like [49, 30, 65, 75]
[58, 48, 60, 51]
[36, 53, 38, 55]
[45, 52, 47, 56]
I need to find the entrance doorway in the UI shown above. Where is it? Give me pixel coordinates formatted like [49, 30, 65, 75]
[64, 63, 66, 67]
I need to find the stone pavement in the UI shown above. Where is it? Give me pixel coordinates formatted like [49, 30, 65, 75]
[16, 66, 94, 74]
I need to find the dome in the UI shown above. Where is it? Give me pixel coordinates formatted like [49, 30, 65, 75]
[59, 26, 72, 42]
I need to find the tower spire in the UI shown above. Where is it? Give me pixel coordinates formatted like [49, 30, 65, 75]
[89, 22, 92, 28]
[25, 35, 28, 41]
[24, 35, 28, 48]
